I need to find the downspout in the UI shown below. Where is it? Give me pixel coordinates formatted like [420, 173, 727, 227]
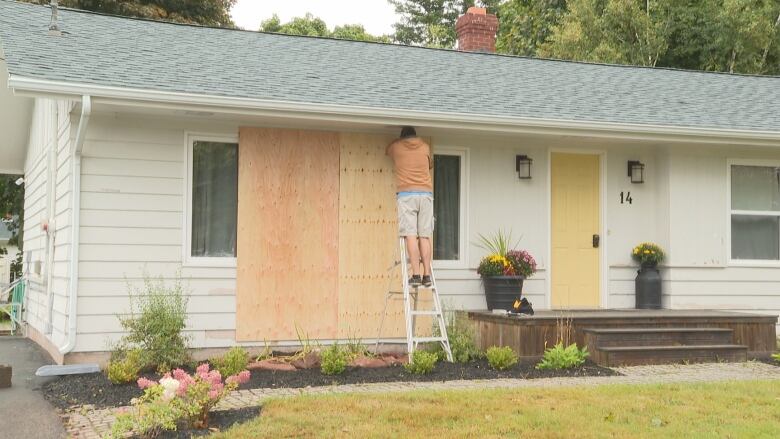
[45, 101, 59, 334]
[59, 95, 90, 355]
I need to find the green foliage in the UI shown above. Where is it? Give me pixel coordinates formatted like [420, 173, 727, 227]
[0, 174, 24, 279]
[107, 348, 145, 384]
[536, 342, 589, 370]
[320, 344, 348, 375]
[260, 13, 390, 42]
[429, 315, 481, 363]
[486, 346, 518, 370]
[212, 346, 249, 378]
[110, 386, 183, 439]
[23, 0, 236, 27]
[404, 351, 438, 374]
[117, 276, 190, 372]
[476, 229, 521, 257]
[344, 332, 371, 361]
[389, 0, 501, 48]
[496, 0, 568, 56]
[771, 352, 779, 362]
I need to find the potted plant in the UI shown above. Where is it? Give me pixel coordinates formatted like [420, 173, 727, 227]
[476, 231, 537, 311]
[632, 242, 665, 309]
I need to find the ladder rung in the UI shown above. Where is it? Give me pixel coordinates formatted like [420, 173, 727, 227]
[409, 310, 442, 316]
[412, 336, 448, 343]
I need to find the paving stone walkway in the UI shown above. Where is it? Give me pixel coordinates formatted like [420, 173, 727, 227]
[62, 361, 780, 438]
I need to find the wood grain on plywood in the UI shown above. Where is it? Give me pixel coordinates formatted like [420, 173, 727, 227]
[236, 127, 340, 341]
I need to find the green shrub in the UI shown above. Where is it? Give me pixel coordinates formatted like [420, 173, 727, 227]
[321, 344, 348, 375]
[117, 276, 190, 372]
[404, 351, 438, 375]
[772, 352, 779, 363]
[485, 346, 518, 371]
[212, 346, 249, 378]
[428, 318, 481, 364]
[536, 342, 589, 370]
[107, 348, 144, 384]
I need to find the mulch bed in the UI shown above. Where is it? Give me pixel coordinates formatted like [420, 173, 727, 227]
[42, 359, 617, 410]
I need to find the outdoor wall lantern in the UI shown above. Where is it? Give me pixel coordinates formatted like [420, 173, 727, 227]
[628, 160, 645, 184]
[516, 155, 533, 180]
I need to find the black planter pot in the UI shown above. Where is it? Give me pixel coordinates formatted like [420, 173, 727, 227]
[635, 264, 662, 309]
[483, 275, 524, 311]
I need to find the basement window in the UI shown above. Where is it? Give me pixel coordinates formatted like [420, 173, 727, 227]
[185, 134, 238, 266]
[730, 164, 780, 261]
[433, 148, 468, 267]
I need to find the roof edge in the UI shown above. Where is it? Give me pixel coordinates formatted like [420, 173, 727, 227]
[9, 75, 780, 145]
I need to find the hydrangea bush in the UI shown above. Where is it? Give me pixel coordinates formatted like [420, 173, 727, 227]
[111, 363, 250, 438]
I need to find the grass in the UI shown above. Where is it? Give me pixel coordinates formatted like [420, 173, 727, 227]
[214, 380, 780, 438]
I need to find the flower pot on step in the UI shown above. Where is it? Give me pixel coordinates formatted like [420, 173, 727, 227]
[483, 275, 524, 311]
[635, 263, 662, 309]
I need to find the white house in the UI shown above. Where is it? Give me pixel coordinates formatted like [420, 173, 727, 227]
[0, 2, 778, 364]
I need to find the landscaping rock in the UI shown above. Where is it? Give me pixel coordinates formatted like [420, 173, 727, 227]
[291, 352, 321, 370]
[381, 355, 409, 366]
[350, 357, 388, 369]
[248, 359, 296, 372]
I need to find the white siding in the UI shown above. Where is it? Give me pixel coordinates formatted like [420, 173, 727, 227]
[70, 113, 780, 352]
[22, 98, 74, 348]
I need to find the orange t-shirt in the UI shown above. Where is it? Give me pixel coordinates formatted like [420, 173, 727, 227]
[386, 137, 433, 192]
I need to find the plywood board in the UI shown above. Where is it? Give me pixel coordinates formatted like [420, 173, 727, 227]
[337, 134, 434, 339]
[236, 127, 340, 341]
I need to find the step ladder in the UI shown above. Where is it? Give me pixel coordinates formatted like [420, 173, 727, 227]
[375, 237, 453, 362]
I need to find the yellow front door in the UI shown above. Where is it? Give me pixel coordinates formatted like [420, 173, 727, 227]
[551, 153, 601, 308]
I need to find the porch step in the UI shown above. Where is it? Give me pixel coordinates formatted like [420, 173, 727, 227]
[592, 344, 748, 367]
[583, 327, 734, 348]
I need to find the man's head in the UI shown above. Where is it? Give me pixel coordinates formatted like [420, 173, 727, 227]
[400, 126, 417, 139]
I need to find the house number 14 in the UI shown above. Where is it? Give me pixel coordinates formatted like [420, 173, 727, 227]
[620, 192, 633, 204]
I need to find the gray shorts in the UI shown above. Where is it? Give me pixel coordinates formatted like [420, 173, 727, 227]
[397, 194, 434, 238]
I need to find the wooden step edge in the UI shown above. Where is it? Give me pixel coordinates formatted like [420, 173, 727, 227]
[583, 328, 733, 334]
[596, 344, 748, 352]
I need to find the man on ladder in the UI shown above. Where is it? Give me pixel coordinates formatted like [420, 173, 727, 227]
[385, 126, 453, 362]
[386, 126, 434, 287]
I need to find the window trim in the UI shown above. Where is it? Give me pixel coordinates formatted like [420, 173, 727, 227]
[432, 146, 469, 270]
[183, 132, 239, 268]
[726, 158, 780, 266]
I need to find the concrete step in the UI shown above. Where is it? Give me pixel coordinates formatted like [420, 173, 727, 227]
[583, 327, 733, 348]
[592, 344, 748, 367]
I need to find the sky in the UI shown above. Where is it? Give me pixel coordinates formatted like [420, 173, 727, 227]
[230, 0, 399, 35]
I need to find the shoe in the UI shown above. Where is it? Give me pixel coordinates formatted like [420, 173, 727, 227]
[408, 275, 422, 287]
[421, 275, 432, 287]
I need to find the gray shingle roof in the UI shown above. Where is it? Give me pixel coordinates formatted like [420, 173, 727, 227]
[1, 0, 778, 133]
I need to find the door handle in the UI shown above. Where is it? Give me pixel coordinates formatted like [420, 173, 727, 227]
[592, 234, 600, 248]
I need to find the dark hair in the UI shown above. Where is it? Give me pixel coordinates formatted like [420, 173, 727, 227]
[400, 126, 417, 138]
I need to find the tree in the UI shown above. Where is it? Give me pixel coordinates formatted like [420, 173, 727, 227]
[540, 0, 668, 67]
[23, 0, 236, 27]
[389, 0, 501, 48]
[496, 0, 568, 56]
[260, 14, 390, 42]
[0, 175, 24, 280]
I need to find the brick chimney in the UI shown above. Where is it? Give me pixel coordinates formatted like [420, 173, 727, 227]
[455, 7, 498, 53]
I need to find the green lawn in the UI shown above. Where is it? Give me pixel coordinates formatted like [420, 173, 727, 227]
[215, 380, 780, 438]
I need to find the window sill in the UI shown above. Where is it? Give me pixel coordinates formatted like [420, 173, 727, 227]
[727, 259, 780, 268]
[182, 258, 237, 269]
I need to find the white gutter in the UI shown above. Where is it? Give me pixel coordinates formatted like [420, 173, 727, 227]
[59, 95, 90, 355]
[8, 75, 780, 146]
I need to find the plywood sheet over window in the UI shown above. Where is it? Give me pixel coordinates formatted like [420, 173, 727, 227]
[338, 134, 435, 339]
[236, 128, 340, 341]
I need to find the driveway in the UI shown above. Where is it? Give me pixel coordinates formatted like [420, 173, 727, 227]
[0, 336, 66, 439]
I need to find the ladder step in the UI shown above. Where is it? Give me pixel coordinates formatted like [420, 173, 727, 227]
[410, 310, 442, 316]
[412, 336, 449, 343]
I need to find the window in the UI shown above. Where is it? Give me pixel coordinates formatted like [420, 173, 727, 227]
[433, 149, 467, 266]
[186, 135, 238, 265]
[730, 164, 780, 261]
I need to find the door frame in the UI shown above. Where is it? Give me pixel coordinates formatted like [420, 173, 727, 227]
[546, 148, 608, 309]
